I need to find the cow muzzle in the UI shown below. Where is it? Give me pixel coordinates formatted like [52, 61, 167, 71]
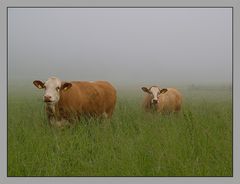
[152, 99, 158, 104]
[44, 95, 53, 103]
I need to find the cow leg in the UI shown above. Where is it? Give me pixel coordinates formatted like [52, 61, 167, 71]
[49, 118, 70, 128]
[102, 112, 109, 118]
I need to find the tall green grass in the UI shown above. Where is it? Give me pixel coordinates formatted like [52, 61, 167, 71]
[8, 87, 232, 176]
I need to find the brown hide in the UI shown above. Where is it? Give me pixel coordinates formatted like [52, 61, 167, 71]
[143, 88, 182, 113]
[47, 81, 116, 121]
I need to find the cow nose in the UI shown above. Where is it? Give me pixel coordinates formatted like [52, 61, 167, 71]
[44, 95, 52, 102]
[152, 99, 158, 104]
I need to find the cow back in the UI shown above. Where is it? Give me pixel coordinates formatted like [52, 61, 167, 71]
[57, 81, 116, 118]
[157, 88, 182, 113]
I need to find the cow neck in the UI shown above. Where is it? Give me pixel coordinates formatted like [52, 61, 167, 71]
[46, 103, 61, 120]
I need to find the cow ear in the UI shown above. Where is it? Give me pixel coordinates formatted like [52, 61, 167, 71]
[160, 88, 168, 94]
[33, 80, 44, 89]
[61, 82, 72, 91]
[141, 87, 151, 94]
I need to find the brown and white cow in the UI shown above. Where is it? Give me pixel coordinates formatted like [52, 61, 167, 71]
[141, 86, 182, 113]
[33, 77, 117, 127]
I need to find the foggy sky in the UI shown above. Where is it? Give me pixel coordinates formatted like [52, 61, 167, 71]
[8, 8, 232, 87]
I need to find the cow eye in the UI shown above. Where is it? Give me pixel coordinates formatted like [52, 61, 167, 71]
[56, 87, 60, 91]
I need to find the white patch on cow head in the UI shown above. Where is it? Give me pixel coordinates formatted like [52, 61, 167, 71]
[43, 77, 62, 105]
[33, 77, 72, 105]
[149, 86, 161, 104]
[141, 86, 168, 105]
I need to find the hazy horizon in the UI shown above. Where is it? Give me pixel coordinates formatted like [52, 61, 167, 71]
[8, 8, 232, 88]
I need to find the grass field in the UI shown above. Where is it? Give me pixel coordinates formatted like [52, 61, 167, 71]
[8, 86, 232, 176]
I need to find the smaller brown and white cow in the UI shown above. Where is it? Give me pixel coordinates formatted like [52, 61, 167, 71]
[141, 86, 182, 113]
[33, 77, 117, 127]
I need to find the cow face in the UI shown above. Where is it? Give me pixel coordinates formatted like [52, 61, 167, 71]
[142, 86, 168, 104]
[33, 77, 72, 105]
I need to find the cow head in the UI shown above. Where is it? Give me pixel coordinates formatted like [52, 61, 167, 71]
[33, 77, 72, 105]
[141, 86, 168, 104]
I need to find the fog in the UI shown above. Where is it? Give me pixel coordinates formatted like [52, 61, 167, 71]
[8, 8, 232, 88]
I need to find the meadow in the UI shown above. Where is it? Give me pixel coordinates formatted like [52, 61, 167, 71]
[8, 85, 232, 176]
